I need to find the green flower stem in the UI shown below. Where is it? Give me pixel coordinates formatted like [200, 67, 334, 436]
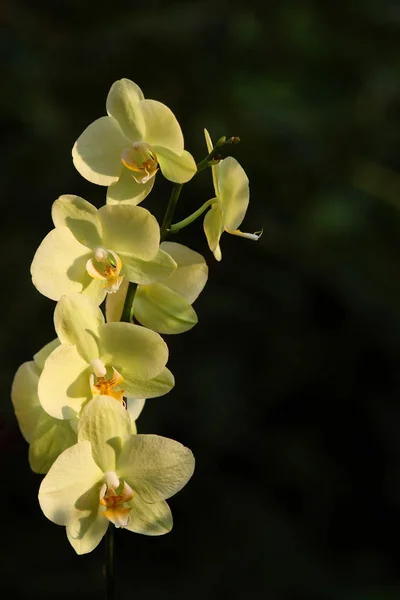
[170, 198, 217, 233]
[160, 183, 183, 241]
[196, 136, 239, 172]
[196, 148, 221, 173]
[104, 526, 115, 600]
[120, 282, 138, 323]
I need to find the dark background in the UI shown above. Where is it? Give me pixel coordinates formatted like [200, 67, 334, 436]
[3, 1, 400, 598]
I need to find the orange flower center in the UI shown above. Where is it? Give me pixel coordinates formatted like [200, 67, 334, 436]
[121, 141, 158, 184]
[90, 367, 125, 402]
[100, 478, 134, 528]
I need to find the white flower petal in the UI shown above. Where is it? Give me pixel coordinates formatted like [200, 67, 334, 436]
[228, 228, 263, 241]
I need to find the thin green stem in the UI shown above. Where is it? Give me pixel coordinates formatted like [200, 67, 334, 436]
[196, 136, 239, 172]
[160, 182, 183, 241]
[196, 148, 221, 173]
[120, 282, 138, 323]
[104, 526, 115, 600]
[170, 198, 217, 233]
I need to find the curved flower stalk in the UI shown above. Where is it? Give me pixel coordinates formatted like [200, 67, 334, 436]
[203, 129, 262, 261]
[31, 195, 176, 304]
[106, 241, 208, 334]
[11, 339, 77, 474]
[39, 396, 195, 554]
[72, 78, 197, 205]
[38, 294, 174, 421]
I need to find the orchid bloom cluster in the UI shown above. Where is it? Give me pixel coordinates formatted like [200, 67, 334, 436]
[11, 78, 261, 555]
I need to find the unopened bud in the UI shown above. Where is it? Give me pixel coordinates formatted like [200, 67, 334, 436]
[216, 136, 226, 147]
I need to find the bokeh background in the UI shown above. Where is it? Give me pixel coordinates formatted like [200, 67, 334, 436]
[3, 1, 400, 598]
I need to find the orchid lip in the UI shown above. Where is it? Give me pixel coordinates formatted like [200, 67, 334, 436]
[121, 141, 158, 184]
[86, 247, 124, 293]
[90, 366, 125, 402]
[99, 478, 134, 528]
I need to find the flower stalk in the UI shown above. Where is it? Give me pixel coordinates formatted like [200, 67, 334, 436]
[160, 183, 184, 241]
[104, 526, 115, 600]
[170, 198, 217, 233]
[120, 282, 138, 323]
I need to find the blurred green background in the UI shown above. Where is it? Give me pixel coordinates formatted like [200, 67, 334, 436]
[3, 0, 400, 598]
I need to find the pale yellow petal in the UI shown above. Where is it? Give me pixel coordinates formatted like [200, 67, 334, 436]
[39, 440, 103, 526]
[122, 367, 174, 399]
[33, 339, 60, 371]
[11, 361, 41, 443]
[38, 344, 91, 419]
[31, 227, 91, 301]
[120, 248, 176, 285]
[29, 415, 77, 474]
[105, 278, 128, 323]
[106, 78, 145, 140]
[99, 322, 168, 381]
[106, 167, 155, 206]
[67, 512, 109, 555]
[78, 396, 132, 472]
[159, 242, 208, 303]
[155, 147, 197, 183]
[126, 398, 146, 423]
[117, 434, 195, 502]
[98, 204, 160, 261]
[140, 99, 184, 154]
[72, 116, 129, 185]
[125, 496, 172, 536]
[203, 203, 223, 261]
[204, 128, 219, 196]
[54, 294, 103, 363]
[134, 283, 198, 334]
[52, 195, 103, 248]
[218, 157, 249, 232]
